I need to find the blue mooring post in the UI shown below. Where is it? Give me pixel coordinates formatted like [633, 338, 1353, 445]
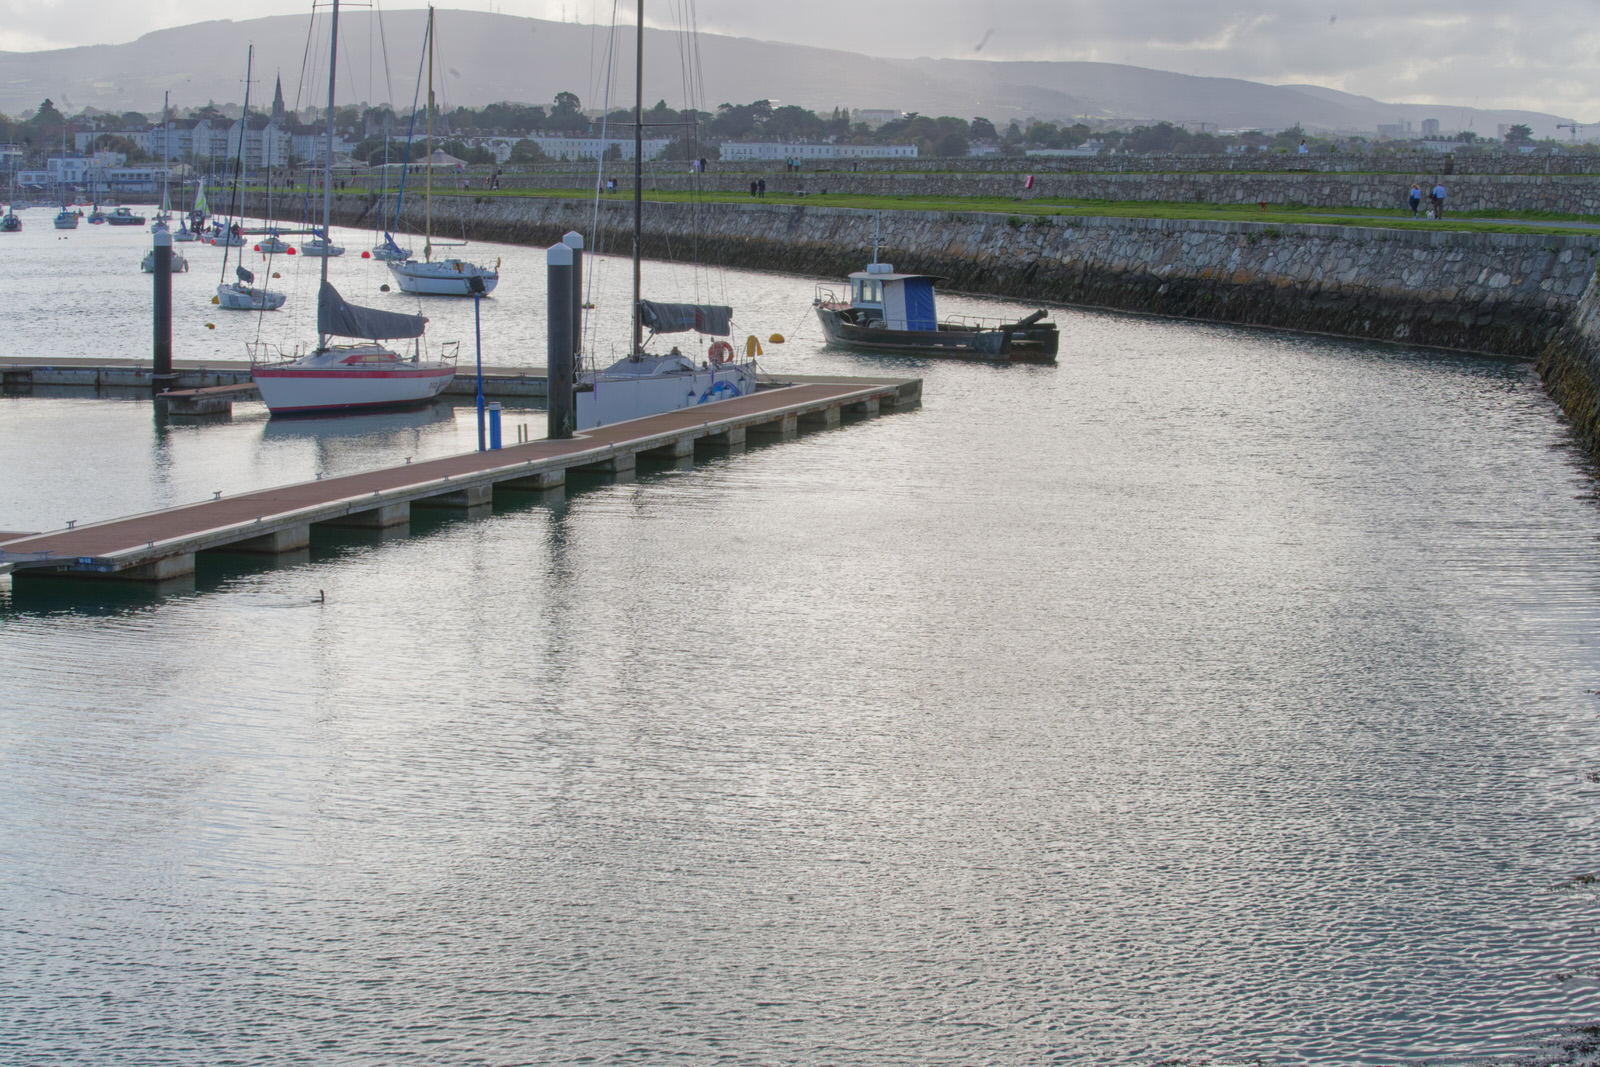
[151, 228, 175, 395]
[469, 274, 486, 451]
[547, 242, 575, 440]
[489, 402, 502, 449]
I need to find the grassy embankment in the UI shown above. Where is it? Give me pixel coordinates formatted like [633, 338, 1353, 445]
[321, 183, 1600, 237]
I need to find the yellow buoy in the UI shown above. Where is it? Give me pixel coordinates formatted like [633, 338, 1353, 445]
[272, 272, 281, 279]
[211, 295, 220, 304]
[768, 333, 785, 344]
[205, 323, 216, 330]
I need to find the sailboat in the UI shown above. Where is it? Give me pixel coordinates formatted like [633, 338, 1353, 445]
[249, 0, 457, 416]
[52, 129, 77, 229]
[387, 7, 498, 296]
[369, 119, 413, 261]
[175, 179, 204, 241]
[1, 172, 19, 232]
[300, 228, 344, 257]
[214, 46, 286, 311]
[573, 0, 761, 430]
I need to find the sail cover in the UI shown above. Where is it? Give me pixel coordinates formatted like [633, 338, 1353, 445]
[235, 265, 254, 284]
[638, 300, 732, 337]
[318, 281, 427, 339]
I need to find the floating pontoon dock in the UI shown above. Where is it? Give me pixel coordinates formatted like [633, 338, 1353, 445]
[1, 375, 920, 584]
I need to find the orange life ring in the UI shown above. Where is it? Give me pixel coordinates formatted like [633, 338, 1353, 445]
[708, 340, 734, 364]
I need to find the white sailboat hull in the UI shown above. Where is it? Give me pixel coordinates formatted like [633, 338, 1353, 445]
[576, 358, 757, 430]
[389, 258, 499, 296]
[253, 360, 456, 415]
[217, 283, 286, 311]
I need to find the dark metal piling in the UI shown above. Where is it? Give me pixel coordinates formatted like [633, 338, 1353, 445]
[546, 242, 576, 440]
[151, 228, 174, 394]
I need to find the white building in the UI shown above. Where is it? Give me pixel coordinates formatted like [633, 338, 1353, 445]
[503, 135, 671, 162]
[17, 155, 169, 195]
[718, 142, 918, 161]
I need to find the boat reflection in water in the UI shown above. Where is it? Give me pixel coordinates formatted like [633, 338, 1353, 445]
[256, 398, 459, 471]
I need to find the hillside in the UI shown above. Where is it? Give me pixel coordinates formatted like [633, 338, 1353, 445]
[0, 9, 1577, 138]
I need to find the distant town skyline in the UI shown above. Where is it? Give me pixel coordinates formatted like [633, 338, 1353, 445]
[2, 2, 1598, 122]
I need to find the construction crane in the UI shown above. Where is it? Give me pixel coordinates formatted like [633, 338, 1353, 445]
[1557, 123, 1586, 141]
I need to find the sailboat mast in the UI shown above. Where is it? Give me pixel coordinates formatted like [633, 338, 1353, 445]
[631, 0, 643, 356]
[320, 0, 340, 347]
[160, 91, 170, 220]
[424, 6, 434, 262]
[219, 45, 254, 287]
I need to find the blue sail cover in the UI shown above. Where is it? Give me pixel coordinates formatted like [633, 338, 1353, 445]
[235, 265, 254, 284]
[318, 281, 428, 340]
[638, 299, 732, 337]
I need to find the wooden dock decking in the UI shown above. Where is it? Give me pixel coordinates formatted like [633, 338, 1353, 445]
[0, 357, 553, 404]
[1, 376, 920, 583]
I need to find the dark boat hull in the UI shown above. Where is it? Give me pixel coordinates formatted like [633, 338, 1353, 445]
[814, 306, 1058, 363]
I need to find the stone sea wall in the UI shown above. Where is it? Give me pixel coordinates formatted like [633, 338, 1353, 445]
[1538, 275, 1600, 457]
[289, 192, 1597, 358]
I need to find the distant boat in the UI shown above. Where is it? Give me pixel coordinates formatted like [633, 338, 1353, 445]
[213, 45, 284, 311]
[4, 172, 22, 231]
[142, 247, 190, 273]
[386, 8, 498, 297]
[105, 206, 145, 226]
[299, 230, 344, 257]
[53, 207, 78, 230]
[370, 120, 414, 261]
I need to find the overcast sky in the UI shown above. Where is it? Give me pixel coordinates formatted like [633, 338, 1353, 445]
[4, 1, 1598, 119]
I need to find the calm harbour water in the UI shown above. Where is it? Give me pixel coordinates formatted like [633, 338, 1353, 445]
[3, 206, 1600, 1065]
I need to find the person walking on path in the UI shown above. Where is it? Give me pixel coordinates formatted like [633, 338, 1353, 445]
[1408, 183, 1422, 217]
[757, 178, 766, 198]
[1432, 181, 1447, 219]
[749, 179, 757, 198]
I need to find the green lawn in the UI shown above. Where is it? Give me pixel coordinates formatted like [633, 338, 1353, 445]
[270, 183, 1600, 237]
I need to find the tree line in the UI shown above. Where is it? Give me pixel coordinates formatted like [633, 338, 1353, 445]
[0, 94, 1588, 170]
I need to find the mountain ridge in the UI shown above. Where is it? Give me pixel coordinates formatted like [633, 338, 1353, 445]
[0, 9, 1578, 139]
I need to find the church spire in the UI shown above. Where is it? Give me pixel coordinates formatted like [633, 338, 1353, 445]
[271, 74, 286, 125]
